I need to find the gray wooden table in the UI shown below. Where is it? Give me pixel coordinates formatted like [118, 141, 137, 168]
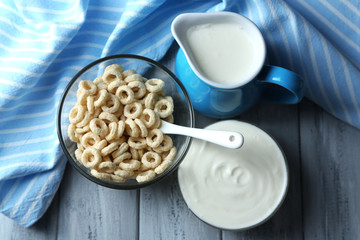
[1, 44, 359, 240]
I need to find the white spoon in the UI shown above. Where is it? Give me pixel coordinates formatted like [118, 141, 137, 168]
[160, 120, 244, 149]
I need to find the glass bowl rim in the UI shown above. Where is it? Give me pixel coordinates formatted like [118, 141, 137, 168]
[57, 54, 195, 189]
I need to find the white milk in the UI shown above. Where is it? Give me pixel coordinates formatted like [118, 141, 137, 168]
[186, 22, 257, 85]
[178, 120, 288, 230]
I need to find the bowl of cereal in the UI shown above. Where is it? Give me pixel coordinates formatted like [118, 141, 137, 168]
[57, 54, 194, 189]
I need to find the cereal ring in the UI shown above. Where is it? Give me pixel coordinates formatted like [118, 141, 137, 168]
[103, 64, 123, 84]
[98, 83, 108, 90]
[154, 159, 172, 174]
[115, 85, 135, 105]
[117, 120, 125, 137]
[124, 73, 143, 83]
[154, 98, 174, 118]
[68, 124, 78, 142]
[101, 142, 119, 156]
[145, 78, 165, 93]
[97, 161, 116, 173]
[81, 147, 101, 168]
[79, 80, 97, 96]
[162, 146, 177, 161]
[130, 147, 139, 160]
[141, 151, 161, 168]
[119, 159, 141, 171]
[122, 69, 136, 79]
[136, 170, 156, 183]
[110, 174, 126, 182]
[113, 152, 132, 164]
[75, 148, 83, 161]
[94, 139, 107, 150]
[89, 118, 108, 138]
[128, 137, 147, 149]
[107, 79, 125, 94]
[144, 92, 159, 109]
[92, 107, 101, 118]
[86, 95, 95, 114]
[101, 94, 121, 114]
[112, 142, 129, 158]
[75, 125, 90, 134]
[93, 75, 103, 85]
[134, 118, 148, 137]
[140, 109, 158, 128]
[69, 105, 85, 124]
[76, 90, 88, 106]
[146, 129, 164, 148]
[125, 118, 140, 137]
[114, 168, 134, 178]
[76, 111, 91, 128]
[81, 132, 100, 148]
[128, 80, 147, 99]
[99, 112, 118, 124]
[124, 102, 143, 119]
[94, 89, 108, 108]
[77, 142, 85, 152]
[150, 113, 161, 129]
[105, 122, 118, 141]
[153, 135, 173, 153]
[91, 169, 111, 180]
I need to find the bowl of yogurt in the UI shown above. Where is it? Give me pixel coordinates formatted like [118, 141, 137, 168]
[177, 120, 289, 230]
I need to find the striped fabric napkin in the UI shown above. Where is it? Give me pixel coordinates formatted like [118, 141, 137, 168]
[0, 0, 358, 227]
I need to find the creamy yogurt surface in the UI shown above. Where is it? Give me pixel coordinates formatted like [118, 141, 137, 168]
[178, 120, 288, 230]
[186, 22, 257, 85]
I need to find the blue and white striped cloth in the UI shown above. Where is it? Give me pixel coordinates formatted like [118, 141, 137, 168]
[0, 0, 358, 227]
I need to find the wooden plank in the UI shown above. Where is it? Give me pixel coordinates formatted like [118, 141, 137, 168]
[139, 171, 221, 240]
[300, 99, 360, 239]
[0, 191, 59, 240]
[56, 164, 138, 240]
[223, 102, 303, 239]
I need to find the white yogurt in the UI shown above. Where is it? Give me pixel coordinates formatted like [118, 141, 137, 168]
[186, 22, 257, 85]
[178, 120, 288, 230]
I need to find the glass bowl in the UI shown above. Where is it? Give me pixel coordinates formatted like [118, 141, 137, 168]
[57, 54, 194, 189]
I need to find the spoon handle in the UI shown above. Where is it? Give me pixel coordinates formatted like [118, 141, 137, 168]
[160, 121, 244, 149]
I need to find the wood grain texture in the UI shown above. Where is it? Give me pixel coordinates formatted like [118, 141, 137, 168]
[300, 99, 360, 240]
[56, 165, 138, 240]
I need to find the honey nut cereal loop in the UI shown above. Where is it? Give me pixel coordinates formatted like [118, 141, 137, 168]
[107, 79, 125, 94]
[76, 111, 91, 128]
[75, 148, 82, 161]
[122, 69, 136, 79]
[153, 135, 173, 153]
[144, 92, 158, 109]
[113, 152, 132, 164]
[110, 174, 126, 182]
[128, 137, 147, 149]
[89, 118, 108, 137]
[162, 146, 177, 161]
[68, 124, 78, 142]
[154, 160, 172, 174]
[116, 85, 135, 105]
[117, 120, 125, 138]
[103, 64, 123, 84]
[76, 90, 88, 106]
[81, 147, 101, 168]
[141, 151, 161, 168]
[125, 118, 140, 137]
[140, 109, 158, 128]
[145, 78, 165, 93]
[79, 80, 97, 96]
[154, 98, 174, 118]
[119, 159, 141, 171]
[114, 168, 134, 179]
[100, 142, 119, 156]
[94, 139, 107, 150]
[99, 112, 118, 124]
[81, 132, 100, 148]
[124, 73, 143, 83]
[136, 170, 156, 183]
[69, 105, 85, 124]
[124, 102, 143, 119]
[93, 75, 103, 85]
[112, 142, 129, 158]
[101, 94, 121, 113]
[86, 95, 95, 114]
[94, 89, 108, 107]
[146, 129, 164, 148]
[98, 161, 116, 174]
[134, 118, 148, 137]
[75, 125, 90, 134]
[130, 147, 140, 160]
[128, 80, 147, 99]
[91, 169, 111, 180]
[105, 122, 118, 141]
